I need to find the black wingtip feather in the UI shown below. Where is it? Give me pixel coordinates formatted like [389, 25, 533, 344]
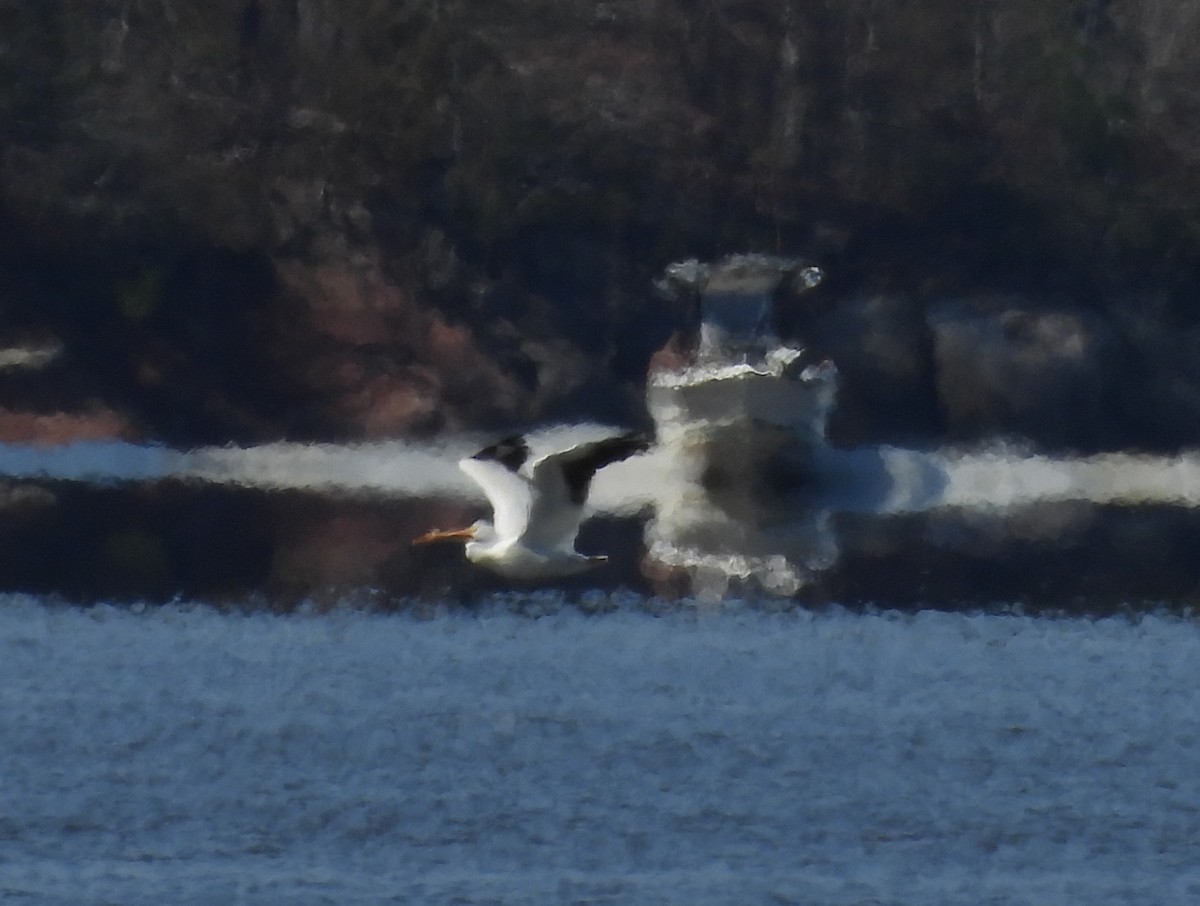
[561, 432, 651, 505]
[472, 434, 530, 473]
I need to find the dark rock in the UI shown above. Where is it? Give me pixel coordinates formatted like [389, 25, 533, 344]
[802, 294, 942, 447]
[928, 297, 1122, 450]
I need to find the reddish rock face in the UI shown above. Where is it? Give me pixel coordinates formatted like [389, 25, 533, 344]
[276, 263, 413, 348]
[268, 260, 535, 437]
[0, 405, 139, 446]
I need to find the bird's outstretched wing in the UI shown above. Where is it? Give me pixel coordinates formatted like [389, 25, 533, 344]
[459, 435, 533, 543]
[523, 433, 650, 551]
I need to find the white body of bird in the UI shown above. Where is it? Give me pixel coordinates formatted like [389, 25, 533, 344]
[413, 433, 649, 580]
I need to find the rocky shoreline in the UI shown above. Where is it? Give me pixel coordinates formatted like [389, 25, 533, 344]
[4, 1, 1200, 452]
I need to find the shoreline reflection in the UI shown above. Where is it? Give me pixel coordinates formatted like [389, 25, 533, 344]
[3, 437, 1200, 609]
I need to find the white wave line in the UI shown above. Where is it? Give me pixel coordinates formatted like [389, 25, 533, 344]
[937, 451, 1200, 508]
[7, 440, 1200, 512]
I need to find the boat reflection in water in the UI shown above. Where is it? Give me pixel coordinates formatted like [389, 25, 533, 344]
[644, 254, 848, 597]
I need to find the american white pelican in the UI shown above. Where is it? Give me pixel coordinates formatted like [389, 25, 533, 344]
[413, 432, 650, 579]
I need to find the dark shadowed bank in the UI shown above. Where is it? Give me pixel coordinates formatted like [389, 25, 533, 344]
[5, 473, 1200, 612]
[3, 0, 1200, 450]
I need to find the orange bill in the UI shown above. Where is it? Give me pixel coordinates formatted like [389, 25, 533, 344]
[412, 526, 477, 545]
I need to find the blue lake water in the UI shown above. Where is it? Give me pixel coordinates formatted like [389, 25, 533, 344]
[1, 597, 1198, 905]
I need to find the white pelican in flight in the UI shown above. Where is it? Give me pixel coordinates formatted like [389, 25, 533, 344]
[413, 432, 650, 579]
